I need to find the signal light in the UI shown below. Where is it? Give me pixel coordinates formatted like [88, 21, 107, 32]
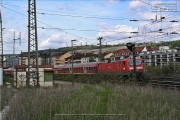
[126, 42, 135, 52]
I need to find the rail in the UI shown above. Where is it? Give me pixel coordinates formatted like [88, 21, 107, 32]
[147, 77, 180, 90]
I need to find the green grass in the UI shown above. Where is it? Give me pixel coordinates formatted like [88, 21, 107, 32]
[1, 86, 16, 110]
[5, 84, 180, 120]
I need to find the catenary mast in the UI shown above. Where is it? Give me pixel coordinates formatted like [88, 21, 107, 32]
[27, 0, 39, 87]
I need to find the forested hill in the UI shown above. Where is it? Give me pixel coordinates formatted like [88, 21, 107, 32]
[22, 40, 180, 55]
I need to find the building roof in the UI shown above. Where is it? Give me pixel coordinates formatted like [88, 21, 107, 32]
[113, 49, 130, 53]
[18, 54, 28, 57]
[14, 65, 54, 69]
[104, 53, 113, 59]
[136, 46, 145, 53]
[65, 52, 99, 60]
[52, 52, 66, 57]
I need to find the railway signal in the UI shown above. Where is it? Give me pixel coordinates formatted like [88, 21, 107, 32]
[126, 42, 137, 80]
[126, 42, 135, 52]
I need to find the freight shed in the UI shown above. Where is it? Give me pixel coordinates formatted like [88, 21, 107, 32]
[14, 65, 53, 88]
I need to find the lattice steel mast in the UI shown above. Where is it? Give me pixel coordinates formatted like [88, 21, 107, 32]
[27, 0, 39, 87]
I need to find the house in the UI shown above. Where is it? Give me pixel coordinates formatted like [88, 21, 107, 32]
[3, 54, 19, 68]
[18, 53, 28, 65]
[111, 49, 131, 61]
[52, 52, 71, 65]
[111, 46, 145, 61]
[18, 53, 43, 65]
[65, 52, 100, 64]
[140, 46, 180, 66]
[102, 52, 113, 61]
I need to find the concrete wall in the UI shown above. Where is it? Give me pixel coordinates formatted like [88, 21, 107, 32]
[14, 67, 53, 88]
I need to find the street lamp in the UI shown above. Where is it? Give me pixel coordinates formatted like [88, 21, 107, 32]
[71, 39, 76, 86]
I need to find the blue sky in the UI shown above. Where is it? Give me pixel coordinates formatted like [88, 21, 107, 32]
[1, 0, 180, 54]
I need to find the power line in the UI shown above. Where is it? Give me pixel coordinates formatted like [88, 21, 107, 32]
[2, 2, 141, 21]
[1, 2, 179, 46]
[1, 5, 95, 42]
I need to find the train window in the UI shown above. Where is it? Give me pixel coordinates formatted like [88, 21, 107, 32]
[128, 60, 142, 66]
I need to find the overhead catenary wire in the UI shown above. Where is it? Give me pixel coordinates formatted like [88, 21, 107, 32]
[1, 2, 180, 49]
[0, 5, 95, 42]
[2, 2, 149, 21]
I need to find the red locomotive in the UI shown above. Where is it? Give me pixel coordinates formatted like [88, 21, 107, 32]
[53, 58, 144, 78]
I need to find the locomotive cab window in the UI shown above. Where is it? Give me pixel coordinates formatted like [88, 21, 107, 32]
[128, 60, 142, 66]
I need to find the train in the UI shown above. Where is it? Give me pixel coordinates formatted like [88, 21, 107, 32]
[3, 68, 14, 76]
[4, 58, 144, 84]
[53, 58, 144, 81]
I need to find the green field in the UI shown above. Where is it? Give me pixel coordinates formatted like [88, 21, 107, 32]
[3, 83, 180, 120]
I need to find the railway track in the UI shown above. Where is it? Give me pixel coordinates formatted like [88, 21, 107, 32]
[146, 77, 180, 90]
[53, 76, 180, 90]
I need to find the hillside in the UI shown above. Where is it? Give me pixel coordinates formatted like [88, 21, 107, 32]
[21, 40, 180, 55]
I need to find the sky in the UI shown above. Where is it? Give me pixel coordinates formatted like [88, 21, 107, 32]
[1, 0, 180, 54]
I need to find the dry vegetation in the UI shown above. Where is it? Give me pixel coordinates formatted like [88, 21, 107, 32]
[2, 83, 180, 120]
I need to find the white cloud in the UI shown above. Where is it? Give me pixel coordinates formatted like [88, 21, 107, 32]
[38, 32, 82, 50]
[96, 23, 140, 44]
[129, 0, 145, 8]
[55, 3, 74, 11]
[97, 24, 137, 37]
[39, 33, 65, 49]
[107, 0, 117, 4]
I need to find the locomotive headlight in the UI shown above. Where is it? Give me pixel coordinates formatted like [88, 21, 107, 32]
[137, 67, 143, 69]
[129, 67, 133, 70]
